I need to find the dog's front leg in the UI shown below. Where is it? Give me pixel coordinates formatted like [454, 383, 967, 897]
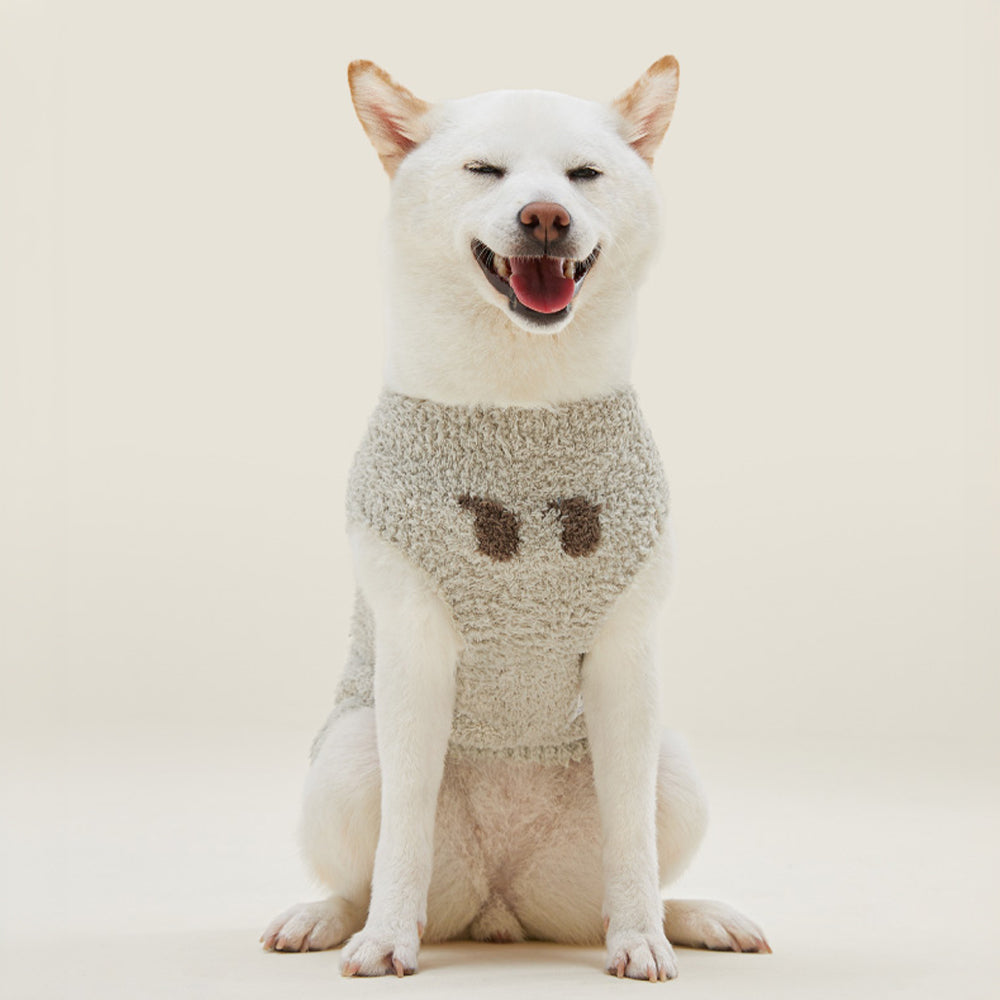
[581, 539, 677, 982]
[339, 528, 460, 977]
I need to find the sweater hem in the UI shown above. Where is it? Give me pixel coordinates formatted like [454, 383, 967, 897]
[446, 736, 591, 765]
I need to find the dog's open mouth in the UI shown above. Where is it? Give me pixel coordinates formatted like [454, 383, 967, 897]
[472, 240, 600, 324]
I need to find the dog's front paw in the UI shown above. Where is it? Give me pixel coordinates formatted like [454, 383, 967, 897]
[340, 922, 421, 978]
[605, 925, 678, 982]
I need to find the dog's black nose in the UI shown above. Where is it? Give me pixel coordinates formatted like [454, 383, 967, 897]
[519, 201, 572, 246]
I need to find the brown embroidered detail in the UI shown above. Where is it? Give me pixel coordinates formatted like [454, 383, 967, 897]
[548, 497, 603, 557]
[458, 494, 520, 561]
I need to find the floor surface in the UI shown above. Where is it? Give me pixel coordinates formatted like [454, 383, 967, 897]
[2, 726, 997, 999]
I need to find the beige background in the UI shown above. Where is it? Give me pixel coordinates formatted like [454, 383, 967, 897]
[1, 1, 998, 997]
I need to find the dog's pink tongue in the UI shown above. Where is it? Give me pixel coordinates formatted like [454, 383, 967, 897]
[509, 257, 575, 314]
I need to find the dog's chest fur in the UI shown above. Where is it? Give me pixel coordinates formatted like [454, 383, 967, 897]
[330, 388, 669, 763]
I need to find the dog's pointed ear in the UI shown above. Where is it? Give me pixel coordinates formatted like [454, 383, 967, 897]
[348, 60, 432, 177]
[612, 56, 680, 165]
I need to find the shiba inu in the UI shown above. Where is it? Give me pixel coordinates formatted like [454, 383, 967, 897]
[262, 57, 770, 981]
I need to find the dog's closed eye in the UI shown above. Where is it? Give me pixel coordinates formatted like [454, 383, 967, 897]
[464, 161, 506, 178]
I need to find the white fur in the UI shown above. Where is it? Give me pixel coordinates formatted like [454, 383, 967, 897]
[262, 59, 770, 980]
[380, 89, 661, 406]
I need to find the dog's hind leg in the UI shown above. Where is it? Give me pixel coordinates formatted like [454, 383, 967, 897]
[653, 735, 771, 955]
[663, 899, 771, 953]
[261, 896, 366, 952]
[654, 729, 709, 887]
[261, 707, 379, 952]
[654, 737, 770, 955]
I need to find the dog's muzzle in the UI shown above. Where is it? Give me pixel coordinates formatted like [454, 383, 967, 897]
[472, 240, 600, 323]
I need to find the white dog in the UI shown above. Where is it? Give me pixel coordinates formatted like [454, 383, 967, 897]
[262, 57, 770, 981]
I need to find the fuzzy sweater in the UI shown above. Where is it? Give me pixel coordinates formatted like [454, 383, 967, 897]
[320, 387, 669, 765]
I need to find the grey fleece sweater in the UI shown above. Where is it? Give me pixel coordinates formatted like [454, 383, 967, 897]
[320, 387, 668, 765]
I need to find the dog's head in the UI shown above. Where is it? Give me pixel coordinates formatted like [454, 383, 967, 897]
[348, 59, 679, 338]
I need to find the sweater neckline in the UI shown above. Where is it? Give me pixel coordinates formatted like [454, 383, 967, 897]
[379, 386, 637, 418]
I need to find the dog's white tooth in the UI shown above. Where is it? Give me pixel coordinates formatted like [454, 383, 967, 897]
[495, 255, 510, 278]
[563, 259, 574, 279]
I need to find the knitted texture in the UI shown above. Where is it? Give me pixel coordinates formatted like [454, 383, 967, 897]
[321, 387, 669, 764]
